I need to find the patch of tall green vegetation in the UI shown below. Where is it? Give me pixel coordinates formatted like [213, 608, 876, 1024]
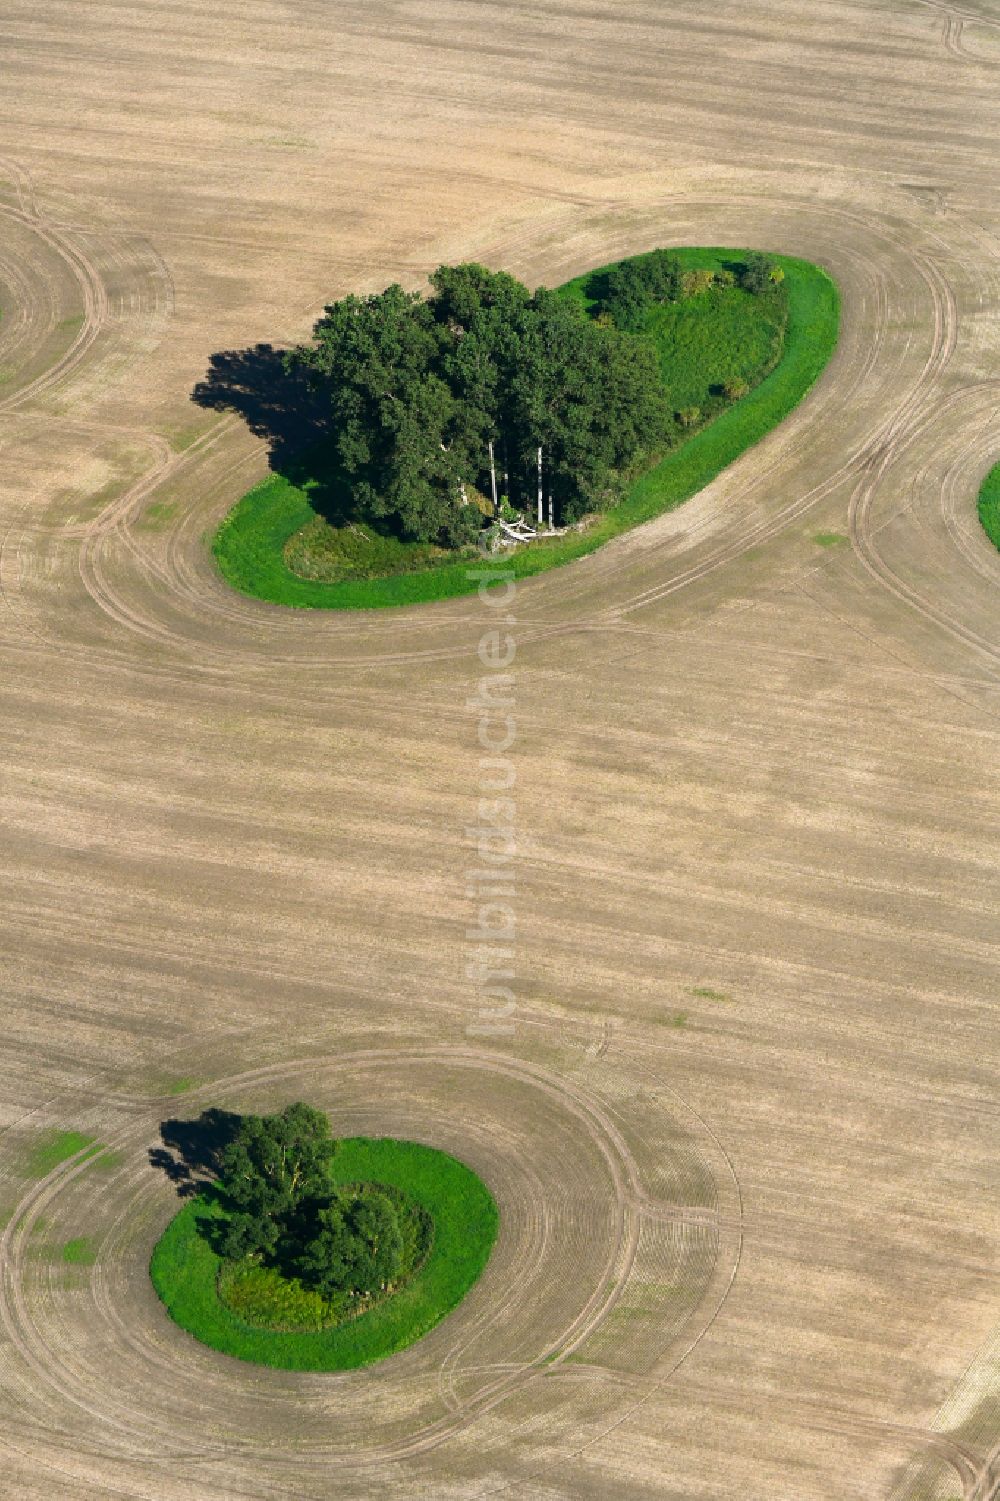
[284, 513, 450, 582]
[212, 248, 838, 608]
[977, 460, 1000, 552]
[150, 1108, 497, 1370]
[579, 248, 788, 419]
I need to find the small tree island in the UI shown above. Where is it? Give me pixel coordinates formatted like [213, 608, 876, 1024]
[150, 1105, 498, 1370]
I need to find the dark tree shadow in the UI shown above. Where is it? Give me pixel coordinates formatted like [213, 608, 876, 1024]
[579, 267, 613, 308]
[190, 343, 390, 534]
[149, 1107, 243, 1199]
[191, 343, 329, 470]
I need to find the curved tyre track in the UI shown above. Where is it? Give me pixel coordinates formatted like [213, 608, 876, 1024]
[6, 184, 990, 687]
[1, 8, 998, 1498]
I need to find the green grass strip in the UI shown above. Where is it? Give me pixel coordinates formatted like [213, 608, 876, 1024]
[977, 460, 1000, 552]
[212, 248, 839, 609]
[149, 1137, 498, 1371]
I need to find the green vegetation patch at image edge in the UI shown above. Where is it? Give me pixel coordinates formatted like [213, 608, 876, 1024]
[977, 460, 1000, 552]
[212, 249, 839, 609]
[149, 1137, 498, 1371]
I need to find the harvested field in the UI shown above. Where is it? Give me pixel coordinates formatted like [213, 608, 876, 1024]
[0, 2, 998, 1499]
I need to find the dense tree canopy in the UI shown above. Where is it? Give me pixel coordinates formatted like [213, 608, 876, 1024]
[218, 1102, 337, 1261]
[215, 1104, 408, 1298]
[599, 248, 684, 330]
[287, 262, 670, 542]
[284, 251, 782, 550]
[738, 251, 781, 295]
[296, 1189, 404, 1298]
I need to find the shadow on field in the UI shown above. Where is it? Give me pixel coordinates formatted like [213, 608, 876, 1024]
[149, 1107, 243, 1198]
[191, 343, 395, 535]
[191, 343, 328, 469]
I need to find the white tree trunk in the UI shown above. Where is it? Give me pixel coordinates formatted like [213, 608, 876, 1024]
[537, 445, 543, 526]
[547, 492, 554, 531]
[488, 439, 498, 515]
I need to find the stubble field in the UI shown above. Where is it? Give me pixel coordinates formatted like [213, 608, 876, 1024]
[0, 2, 998, 1498]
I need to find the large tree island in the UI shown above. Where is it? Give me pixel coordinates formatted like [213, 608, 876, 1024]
[287, 259, 676, 544]
[210, 247, 838, 607]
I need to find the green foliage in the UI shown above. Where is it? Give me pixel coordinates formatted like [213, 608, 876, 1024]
[977, 460, 1000, 552]
[643, 279, 786, 412]
[224, 1261, 327, 1329]
[600, 248, 682, 329]
[150, 1137, 498, 1370]
[681, 267, 715, 298]
[738, 251, 778, 294]
[212, 250, 838, 608]
[218, 1260, 338, 1332]
[283, 514, 453, 583]
[286, 262, 668, 539]
[289, 283, 470, 546]
[216, 1102, 337, 1261]
[217, 1184, 432, 1330]
[24, 1131, 96, 1177]
[211, 1103, 429, 1304]
[295, 1187, 403, 1297]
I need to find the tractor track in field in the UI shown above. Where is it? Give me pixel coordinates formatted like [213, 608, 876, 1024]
[1, 4, 998, 1498]
[0, 1043, 739, 1488]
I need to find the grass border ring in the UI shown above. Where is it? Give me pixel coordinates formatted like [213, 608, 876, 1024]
[150, 1137, 498, 1371]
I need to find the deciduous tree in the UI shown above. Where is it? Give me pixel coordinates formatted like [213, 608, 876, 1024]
[296, 1190, 404, 1298]
[217, 1103, 336, 1261]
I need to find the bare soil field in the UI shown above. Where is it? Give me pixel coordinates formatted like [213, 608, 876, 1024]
[0, 2, 998, 1497]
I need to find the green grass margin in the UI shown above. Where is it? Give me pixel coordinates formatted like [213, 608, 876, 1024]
[211, 248, 839, 609]
[149, 1136, 498, 1371]
[977, 460, 1000, 552]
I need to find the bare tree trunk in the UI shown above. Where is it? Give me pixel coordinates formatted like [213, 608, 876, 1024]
[488, 439, 498, 515]
[537, 445, 543, 527]
[547, 492, 553, 531]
